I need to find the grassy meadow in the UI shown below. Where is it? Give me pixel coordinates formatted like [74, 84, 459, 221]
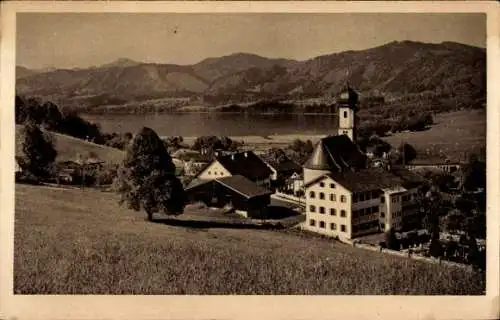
[15, 125, 125, 164]
[14, 183, 485, 295]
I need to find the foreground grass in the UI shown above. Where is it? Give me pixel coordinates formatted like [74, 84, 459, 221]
[14, 184, 485, 294]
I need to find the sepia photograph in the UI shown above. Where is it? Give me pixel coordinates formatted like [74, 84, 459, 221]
[1, 1, 499, 319]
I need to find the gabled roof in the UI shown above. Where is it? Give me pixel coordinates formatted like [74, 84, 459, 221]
[304, 135, 367, 171]
[304, 167, 423, 193]
[214, 151, 272, 181]
[185, 175, 272, 199]
[216, 175, 272, 198]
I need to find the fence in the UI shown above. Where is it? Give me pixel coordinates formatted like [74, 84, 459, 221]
[343, 239, 474, 270]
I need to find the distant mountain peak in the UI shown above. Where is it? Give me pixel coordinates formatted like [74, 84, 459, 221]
[100, 57, 141, 68]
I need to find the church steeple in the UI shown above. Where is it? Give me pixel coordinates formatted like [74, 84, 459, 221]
[337, 82, 358, 142]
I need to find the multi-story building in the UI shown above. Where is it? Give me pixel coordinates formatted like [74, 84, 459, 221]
[302, 85, 424, 241]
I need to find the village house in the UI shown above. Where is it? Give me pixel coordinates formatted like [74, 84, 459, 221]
[302, 85, 424, 241]
[194, 151, 273, 189]
[185, 175, 272, 218]
[260, 155, 302, 192]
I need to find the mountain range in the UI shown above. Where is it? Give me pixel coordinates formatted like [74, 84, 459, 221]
[16, 40, 486, 111]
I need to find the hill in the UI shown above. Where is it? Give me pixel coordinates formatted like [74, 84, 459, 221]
[16, 66, 38, 80]
[14, 183, 485, 294]
[15, 125, 125, 164]
[16, 41, 485, 111]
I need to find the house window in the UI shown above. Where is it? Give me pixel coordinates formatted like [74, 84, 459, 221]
[331, 194, 336, 201]
[319, 182, 325, 187]
[340, 210, 347, 217]
[319, 192, 325, 200]
[380, 212, 385, 218]
[380, 196, 385, 203]
[208, 171, 211, 175]
[330, 208, 336, 216]
[310, 219, 316, 226]
[380, 223, 385, 230]
[330, 183, 335, 188]
[330, 223, 337, 230]
[340, 195, 346, 203]
[309, 205, 316, 213]
[319, 206, 325, 214]
[309, 191, 315, 198]
[341, 224, 347, 232]
[360, 193, 365, 202]
[343, 111, 348, 118]
[319, 221, 326, 228]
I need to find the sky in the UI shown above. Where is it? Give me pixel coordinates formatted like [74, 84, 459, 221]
[16, 13, 486, 70]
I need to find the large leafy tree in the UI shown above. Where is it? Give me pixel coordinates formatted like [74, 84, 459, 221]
[21, 121, 57, 181]
[115, 127, 185, 221]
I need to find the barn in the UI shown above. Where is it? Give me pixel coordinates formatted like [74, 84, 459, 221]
[185, 175, 272, 218]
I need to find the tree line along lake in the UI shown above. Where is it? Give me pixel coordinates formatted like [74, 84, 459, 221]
[82, 112, 340, 137]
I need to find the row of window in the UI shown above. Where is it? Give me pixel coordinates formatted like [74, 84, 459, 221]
[309, 219, 347, 232]
[309, 191, 346, 202]
[309, 205, 347, 217]
[402, 194, 413, 202]
[352, 205, 379, 217]
[318, 182, 336, 189]
[352, 220, 379, 233]
[207, 171, 225, 176]
[352, 191, 380, 203]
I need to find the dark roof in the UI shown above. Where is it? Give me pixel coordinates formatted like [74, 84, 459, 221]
[215, 151, 272, 181]
[186, 178, 210, 190]
[337, 86, 359, 109]
[304, 135, 367, 171]
[261, 156, 302, 174]
[216, 175, 272, 198]
[185, 175, 272, 199]
[304, 167, 423, 192]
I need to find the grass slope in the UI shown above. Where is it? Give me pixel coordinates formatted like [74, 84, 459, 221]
[14, 183, 485, 294]
[383, 109, 486, 162]
[15, 125, 124, 164]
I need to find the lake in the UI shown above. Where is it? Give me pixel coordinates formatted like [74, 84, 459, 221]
[82, 113, 339, 137]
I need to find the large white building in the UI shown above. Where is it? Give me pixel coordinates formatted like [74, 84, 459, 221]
[302, 86, 423, 241]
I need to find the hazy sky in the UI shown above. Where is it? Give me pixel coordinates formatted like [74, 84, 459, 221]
[17, 13, 486, 70]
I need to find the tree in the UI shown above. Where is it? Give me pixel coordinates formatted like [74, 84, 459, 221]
[429, 236, 444, 258]
[42, 101, 63, 131]
[384, 229, 400, 251]
[15, 95, 28, 124]
[21, 121, 57, 181]
[396, 142, 417, 165]
[115, 127, 185, 221]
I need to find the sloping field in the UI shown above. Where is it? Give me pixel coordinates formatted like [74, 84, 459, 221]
[14, 183, 485, 294]
[15, 125, 125, 164]
[383, 109, 486, 162]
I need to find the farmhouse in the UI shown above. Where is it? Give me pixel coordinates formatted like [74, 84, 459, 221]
[194, 151, 273, 189]
[302, 85, 424, 241]
[185, 175, 272, 218]
[261, 155, 302, 192]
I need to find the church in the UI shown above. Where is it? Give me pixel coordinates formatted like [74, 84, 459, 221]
[302, 86, 424, 241]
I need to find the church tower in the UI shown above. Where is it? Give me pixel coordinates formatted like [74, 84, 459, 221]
[337, 85, 358, 142]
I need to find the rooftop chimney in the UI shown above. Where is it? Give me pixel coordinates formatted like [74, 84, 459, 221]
[231, 154, 235, 161]
[244, 152, 248, 158]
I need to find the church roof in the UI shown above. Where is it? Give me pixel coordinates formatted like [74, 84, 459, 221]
[337, 86, 359, 109]
[304, 135, 367, 171]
